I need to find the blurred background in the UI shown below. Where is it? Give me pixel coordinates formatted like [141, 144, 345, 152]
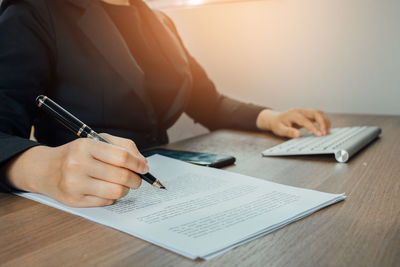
[155, 0, 400, 142]
[1, 0, 398, 142]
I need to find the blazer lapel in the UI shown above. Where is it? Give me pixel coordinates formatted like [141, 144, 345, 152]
[68, 0, 149, 105]
[136, 3, 194, 123]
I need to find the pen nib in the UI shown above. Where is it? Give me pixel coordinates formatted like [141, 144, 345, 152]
[153, 179, 167, 190]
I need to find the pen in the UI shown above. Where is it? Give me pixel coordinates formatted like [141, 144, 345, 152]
[35, 95, 166, 190]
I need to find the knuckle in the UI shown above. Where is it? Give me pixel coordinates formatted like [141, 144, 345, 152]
[69, 139, 93, 155]
[61, 157, 81, 174]
[132, 158, 143, 173]
[60, 175, 80, 192]
[117, 150, 131, 166]
[294, 113, 304, 122]
[125, 139, 137, 150]
[119, 169, 132, 185]
[73, 138, 89, 150]
[112, 186, 126, 199]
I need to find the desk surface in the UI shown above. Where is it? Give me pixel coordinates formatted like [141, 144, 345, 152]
[1, 114, 399, 266]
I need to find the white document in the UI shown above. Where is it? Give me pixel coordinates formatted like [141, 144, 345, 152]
[18, 155, 345, 260]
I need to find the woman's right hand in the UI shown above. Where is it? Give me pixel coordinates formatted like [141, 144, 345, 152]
[5, 133, 148, 207]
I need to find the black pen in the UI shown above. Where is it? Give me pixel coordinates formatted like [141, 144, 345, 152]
[36, 95, 166, 190]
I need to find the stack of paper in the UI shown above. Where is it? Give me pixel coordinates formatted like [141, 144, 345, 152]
[18, 155, 345, 260]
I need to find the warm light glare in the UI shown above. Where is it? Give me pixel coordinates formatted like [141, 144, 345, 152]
[146, 0, 258, 9]
[187, 0, 206, 6]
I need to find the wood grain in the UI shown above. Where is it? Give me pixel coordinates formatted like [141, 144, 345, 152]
[1, 114, 399, 267]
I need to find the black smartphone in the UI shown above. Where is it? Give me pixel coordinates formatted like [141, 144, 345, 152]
[142, 148, 236, 168]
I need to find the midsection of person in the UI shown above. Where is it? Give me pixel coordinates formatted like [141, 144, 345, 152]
[33, 0, 181, 149]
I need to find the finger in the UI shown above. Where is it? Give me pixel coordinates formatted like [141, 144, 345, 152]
[291, 113, 322, 136]
[320, 112, 331, 133]
[83, 176, 130, 200]
[275, 124, 301, 138]
[99, 133, 146, 161]
[313, 112, 329, 135]
[300, 109, 331, 135]
[80, 196, 115, 207]
[86, 158, 142, 189]
[86, 139, 149, 174]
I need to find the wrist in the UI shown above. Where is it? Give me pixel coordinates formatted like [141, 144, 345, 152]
[6, 145, 61, 194]
[256, 109, 279, 131]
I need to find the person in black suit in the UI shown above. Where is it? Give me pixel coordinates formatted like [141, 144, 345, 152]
[0, 0, 330, 207]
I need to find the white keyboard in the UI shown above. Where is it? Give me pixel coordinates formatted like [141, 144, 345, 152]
[262, 126, 381, 163]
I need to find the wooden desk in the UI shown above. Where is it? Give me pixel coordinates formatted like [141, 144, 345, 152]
[1, 114, 399, 266]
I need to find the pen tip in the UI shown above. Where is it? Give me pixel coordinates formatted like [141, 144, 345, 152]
[153, 179, 167, 190]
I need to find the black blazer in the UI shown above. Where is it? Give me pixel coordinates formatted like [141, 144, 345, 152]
[0, 0, 265, 191]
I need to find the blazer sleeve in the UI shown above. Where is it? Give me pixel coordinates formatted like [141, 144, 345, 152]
[0, 0, 55, 192]
[157, 11, 268, 131]
[184, 58, 267, 131]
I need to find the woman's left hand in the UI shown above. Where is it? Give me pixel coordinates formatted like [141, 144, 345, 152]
[256, 108, 331, 138]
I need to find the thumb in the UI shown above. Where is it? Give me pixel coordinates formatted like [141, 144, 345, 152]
[277, 125, 301, 138]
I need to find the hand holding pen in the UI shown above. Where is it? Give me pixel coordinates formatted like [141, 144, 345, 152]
[10, 95, 166, 208]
